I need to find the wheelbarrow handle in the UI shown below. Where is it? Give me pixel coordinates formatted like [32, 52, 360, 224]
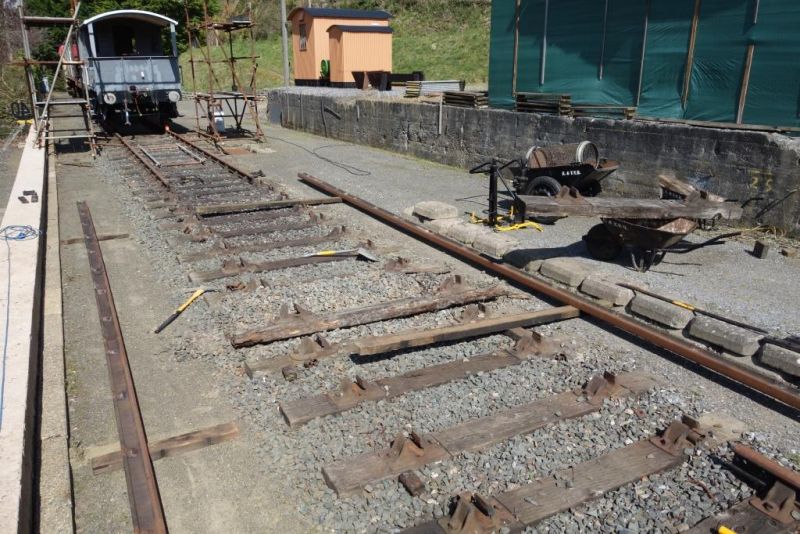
[469, 161, 493, 174]
[668, 231, 742, 254]
[469, 158, 518, 174]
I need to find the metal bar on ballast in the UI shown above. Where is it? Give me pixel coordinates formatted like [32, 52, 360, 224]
[598, 0, 609, 80]
[540, 0, 549, 86]
[635, 0, 651, 107]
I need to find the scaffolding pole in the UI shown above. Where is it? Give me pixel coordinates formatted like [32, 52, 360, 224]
[183, 0, 264, 143]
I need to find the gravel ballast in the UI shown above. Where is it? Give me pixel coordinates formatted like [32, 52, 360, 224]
[90, 119, 800, 533]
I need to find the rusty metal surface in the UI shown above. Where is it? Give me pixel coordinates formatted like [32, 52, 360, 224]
[166, 130, 261, 183]
[117, 134, 173, 191]
[78, 201, 167, 533]
[733, 443, 800, 492]
[750, 481, 797, 524]
[298, 172, 800, 412]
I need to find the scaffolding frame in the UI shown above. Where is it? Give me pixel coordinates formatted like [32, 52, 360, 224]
[183, 0, 264, 143]
[18, 0, 96, 155]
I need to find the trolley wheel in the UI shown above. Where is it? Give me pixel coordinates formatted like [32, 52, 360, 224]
[524, 175, 562, 197]
[584, 224, 622, 261]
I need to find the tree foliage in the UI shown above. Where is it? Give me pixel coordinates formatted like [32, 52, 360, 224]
[1, 4, 27, 132]
[23, 0, 218, 57]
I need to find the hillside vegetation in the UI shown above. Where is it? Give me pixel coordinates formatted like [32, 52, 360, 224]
[180, 0, 491, 91]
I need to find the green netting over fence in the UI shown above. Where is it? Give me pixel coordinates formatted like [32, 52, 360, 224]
[488, 0, 800, 127]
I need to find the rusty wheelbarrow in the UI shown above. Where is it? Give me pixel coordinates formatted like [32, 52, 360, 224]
[583, 217, 741, 272]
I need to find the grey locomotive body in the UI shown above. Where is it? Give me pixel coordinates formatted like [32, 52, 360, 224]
[67, 10, 182, 124]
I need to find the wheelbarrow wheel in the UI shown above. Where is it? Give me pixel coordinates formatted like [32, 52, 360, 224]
[525, 175, 562, 197]
[584, 223, 622, 261]
[525, 175, 563, 224]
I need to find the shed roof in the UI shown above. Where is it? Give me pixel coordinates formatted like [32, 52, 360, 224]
[287, 7, 391, 21]
[327, 25, 394, 34]
[82, 9, 178, 27]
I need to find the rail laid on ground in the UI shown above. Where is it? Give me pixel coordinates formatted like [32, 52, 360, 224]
[77, 201, 167, 533]
[101, 133, 798, 532]
[298, 172, 800, 412]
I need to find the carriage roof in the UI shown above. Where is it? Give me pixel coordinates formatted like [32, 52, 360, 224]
[81, 10, 178, 28]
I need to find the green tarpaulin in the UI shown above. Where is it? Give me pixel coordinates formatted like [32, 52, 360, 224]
[489, 0, 800, 127]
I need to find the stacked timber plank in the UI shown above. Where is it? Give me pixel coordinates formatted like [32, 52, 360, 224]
[515, 92, 637, 119]
[572, 104, 637, 120]
[443, 91, 489, 109]
[515, 92, 572, 115]
[405, 80, 465, 97]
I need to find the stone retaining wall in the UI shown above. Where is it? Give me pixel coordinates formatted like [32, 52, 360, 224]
[268, 90, 800, 235]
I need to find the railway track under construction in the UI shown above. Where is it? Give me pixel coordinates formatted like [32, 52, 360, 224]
[75, 129, 800, 533]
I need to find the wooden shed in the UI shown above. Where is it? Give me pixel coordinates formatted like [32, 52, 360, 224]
[287, 7, 391, 86]
[328, 25, 393, 87]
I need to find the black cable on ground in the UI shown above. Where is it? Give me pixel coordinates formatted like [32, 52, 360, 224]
[264, 135, 371, 176]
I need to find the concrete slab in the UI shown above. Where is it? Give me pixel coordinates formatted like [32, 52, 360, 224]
[539, 258, 591, 287]
[424, 217, 462, 234]
[759, 343, 800, 377]
[472, 232, 517, 259]
[412, 200, 459, 220]
[580, 276, 635, 307]
[0, 127, 46, 534]
[442, 221, 481, 245]
[687, 316, 763, 357]
[629, 294, 694, 329]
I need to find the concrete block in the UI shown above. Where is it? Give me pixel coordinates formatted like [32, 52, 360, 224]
[412, 201, 459, 220]
[472, 232, 518, 259]
[443, 222, 481, 245]
[688, 316, 763, 356]
[752, 240, 770, 259]
[524, 259, 543, 274]
[424, 217, 461, 234]
[629, 294, 694, 329]
[759, 344, 800, 377]
[580, 277, 635, 307]
[539, 258, 591, 287]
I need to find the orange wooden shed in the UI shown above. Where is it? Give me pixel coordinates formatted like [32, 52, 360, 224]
[287, 7, 391, 86]
[328, 25, 393, 87]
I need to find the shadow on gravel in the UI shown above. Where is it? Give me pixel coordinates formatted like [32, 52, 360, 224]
[54, 138, 92, 155]
[504, 241, 589, 266]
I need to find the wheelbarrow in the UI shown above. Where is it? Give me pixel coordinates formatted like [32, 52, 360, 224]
[583, 217, 741, 272]
[507, 141, 620, 198]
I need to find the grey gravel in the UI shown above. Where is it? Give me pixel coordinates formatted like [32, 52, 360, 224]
[91, 117, 800, 534]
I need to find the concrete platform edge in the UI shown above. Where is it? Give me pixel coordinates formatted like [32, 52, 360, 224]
[0, 127, 46, 533]
[38, 141, 74, 532]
